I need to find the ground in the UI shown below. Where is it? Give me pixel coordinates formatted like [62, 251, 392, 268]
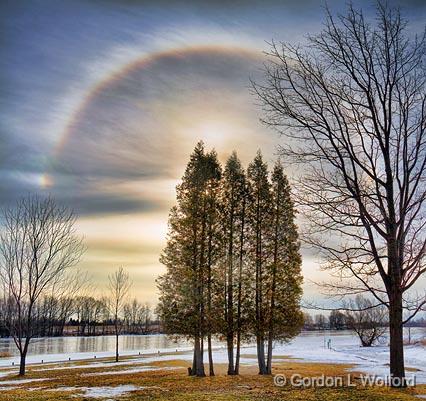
[0, 354, 425, 401]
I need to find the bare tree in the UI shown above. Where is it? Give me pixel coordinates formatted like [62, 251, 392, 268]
[314, 314, 327, 330]
[0, 195, 84, 375]
[344, 296, 387, 347]
[329, 310, 345, 330]
[52, 269, 88, 336]
[108, 267, 131, 362]
[123, 299, 152, 334]
[141, 302, 152, 333]
[255, 2, 426, 385]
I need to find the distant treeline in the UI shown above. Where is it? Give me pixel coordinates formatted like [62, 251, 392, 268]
[303, 311, 426, 331]
[0, 296, 158, 338]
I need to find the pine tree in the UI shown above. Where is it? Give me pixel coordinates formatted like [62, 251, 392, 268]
[265, 161, 303, 374]
[219, 152, 247, 375]
[203, 149, 222, 376]
[158, 144, 303, 378]
[157, 142, 221, 377]
[246, 151, 272, 375]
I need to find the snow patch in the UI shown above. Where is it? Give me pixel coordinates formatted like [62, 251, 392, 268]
[49, 385, 142, 398]
[0, 371, 15, 379]
[0, 378, 48, 386]
[0, 386, 18, 391]
[77, 385, 141, 398]
[0, 377, 49, 391]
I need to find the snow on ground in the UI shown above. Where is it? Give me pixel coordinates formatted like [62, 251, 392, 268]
[0, 378, 49, 391]
[131, 330, 426, 383]
[0, 371, 15, 379]
[0, 330, 424, 384]
[72, 384, 141, 398]
[48, 385, 143, 398]
[0, 378, 48, 385]
[270, 330, 426, 382]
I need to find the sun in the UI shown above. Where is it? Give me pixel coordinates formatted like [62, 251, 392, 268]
[186, 119, 235, 150]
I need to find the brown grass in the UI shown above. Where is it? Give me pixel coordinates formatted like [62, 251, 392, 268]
[0, 357, 423, 401]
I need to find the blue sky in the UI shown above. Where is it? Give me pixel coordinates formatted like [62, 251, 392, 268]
[1, 0, 425, 303]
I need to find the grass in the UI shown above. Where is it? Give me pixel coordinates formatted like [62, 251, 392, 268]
[0, 356, 424, 401]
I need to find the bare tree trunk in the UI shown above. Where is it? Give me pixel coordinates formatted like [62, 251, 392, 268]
[389, 291, 405, 386]
[115, 321, 119, 362]
[19, 340, 30, 376]
[19, 352, 26, 376]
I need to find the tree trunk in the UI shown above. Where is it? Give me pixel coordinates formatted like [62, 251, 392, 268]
[115, 323, 119, 362]
[226, 336, 235, 375]
[19, 340, 30, 376]
[19, 351, 27, 376]
[235, 329, 241, 375]
[256, 335, 267, 374]
[208, 334, 214, 376]
[194, 335, 205, 377]
[266, 331, 274, 374]
[191, 347, 196, 376]
[389, 291, 405, 387]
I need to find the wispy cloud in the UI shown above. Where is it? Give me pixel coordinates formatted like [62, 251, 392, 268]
[2, 0, 425, 300]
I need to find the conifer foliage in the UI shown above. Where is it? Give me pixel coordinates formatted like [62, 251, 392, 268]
[157, 142, 303, 377]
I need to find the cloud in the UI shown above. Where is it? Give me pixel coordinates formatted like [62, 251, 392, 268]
[39, 48, 274, 216]
[3, 0, 425, 302]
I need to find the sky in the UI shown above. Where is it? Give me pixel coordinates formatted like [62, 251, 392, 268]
[1, 0, 426, 305]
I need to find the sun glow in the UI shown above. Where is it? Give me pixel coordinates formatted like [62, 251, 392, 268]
[40, 173, 53, 189]
[197, 121, 233, 148]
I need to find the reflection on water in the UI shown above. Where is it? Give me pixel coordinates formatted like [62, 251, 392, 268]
[0, 334, 193, 357]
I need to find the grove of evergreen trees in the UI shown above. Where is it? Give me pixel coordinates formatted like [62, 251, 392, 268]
[157, 142, 303, 377]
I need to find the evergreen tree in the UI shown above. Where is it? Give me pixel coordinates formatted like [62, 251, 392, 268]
[219, 152, 247, 375]
[203, 149, 222, 376]
[159, 144, 303, 378]
[265, 161, 303, 374]
[246, 151, 272, 375]
[157, 142, 221, 377]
